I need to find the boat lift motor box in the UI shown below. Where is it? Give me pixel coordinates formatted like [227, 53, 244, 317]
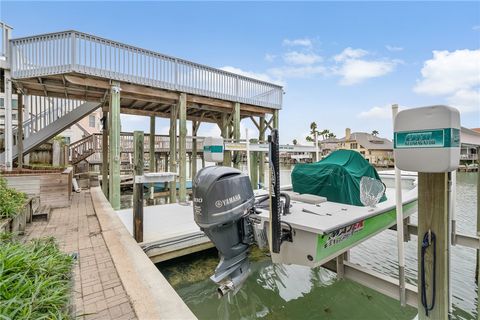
[203, 137, 224, 163]
[394, 105, 460, 172]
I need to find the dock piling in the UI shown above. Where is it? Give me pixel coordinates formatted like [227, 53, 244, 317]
[108, 82, 121, 210]
[149, 116, 155, 200]
[102, 111, 109, 196]
[133, 131, 144, 242]
[169, 104, 177, 203]
[179, 93, 187, 203]
[417, 173, 449, 319]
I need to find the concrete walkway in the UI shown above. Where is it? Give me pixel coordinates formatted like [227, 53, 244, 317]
[25, 191, 137, 320]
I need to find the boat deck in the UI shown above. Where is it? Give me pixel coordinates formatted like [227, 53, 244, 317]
[256, 188, 417, 235]
[116, 203, 212, 263]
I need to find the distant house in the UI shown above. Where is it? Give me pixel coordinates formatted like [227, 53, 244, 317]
[319, 137, 341, 156]
[337, 128, 393, 166]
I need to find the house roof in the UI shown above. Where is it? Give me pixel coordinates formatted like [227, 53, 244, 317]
[339, 132, 393, 150]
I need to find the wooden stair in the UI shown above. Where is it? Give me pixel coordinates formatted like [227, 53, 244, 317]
[32, 204, 51, 221]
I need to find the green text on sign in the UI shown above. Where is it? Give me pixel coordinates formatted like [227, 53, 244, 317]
[204, 145, 223, 153]
[394, 128, 460, 149]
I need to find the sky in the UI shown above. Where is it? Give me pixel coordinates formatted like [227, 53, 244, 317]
[1, 1, 479, 144]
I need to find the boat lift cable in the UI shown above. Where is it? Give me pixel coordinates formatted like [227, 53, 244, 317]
[421, 230, 437, 317]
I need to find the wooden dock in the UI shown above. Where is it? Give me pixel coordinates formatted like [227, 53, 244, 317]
[116, 203, 212, 263]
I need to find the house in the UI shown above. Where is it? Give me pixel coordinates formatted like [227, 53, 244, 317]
[337, 128, 393, 166]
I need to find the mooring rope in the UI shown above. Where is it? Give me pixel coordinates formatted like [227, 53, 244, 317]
[421, 229, 437, 317]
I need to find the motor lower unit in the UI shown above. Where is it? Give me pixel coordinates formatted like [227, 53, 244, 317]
[193, 166, 256, 296]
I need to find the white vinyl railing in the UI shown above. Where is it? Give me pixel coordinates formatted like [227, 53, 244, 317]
[10, 31, 283, 109]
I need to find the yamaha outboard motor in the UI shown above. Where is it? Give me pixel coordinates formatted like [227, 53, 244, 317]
[193, 166, 255, 296]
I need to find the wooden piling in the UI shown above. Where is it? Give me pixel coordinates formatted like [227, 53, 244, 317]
[249, 139, 258, 189]
[191, 121, 199, 179]
[17, 93, 23, 168]
[133, 131, 144, 242]
[417, 173, 449, 320]
[233, 102, 240, 169]
[108, 82, 121, 210]
[178, 93, 187, 203]
[221, 114, 231, 166]
[149, 116, 156, 199]
[169, 103, 177, 203]
[478, 146, 480, 318]
[258, 116, 265, 187]
[102, 111, 109, 197]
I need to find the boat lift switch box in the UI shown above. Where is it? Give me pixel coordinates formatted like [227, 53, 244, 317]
[394, 105, 460, 173]
[203, 137, 224, 163]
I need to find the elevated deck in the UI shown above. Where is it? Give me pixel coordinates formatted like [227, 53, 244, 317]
[10, 30, 282, 122]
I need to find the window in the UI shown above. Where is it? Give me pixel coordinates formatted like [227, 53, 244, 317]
[89, 115, 96, 128]
[351, 143, 358, 149]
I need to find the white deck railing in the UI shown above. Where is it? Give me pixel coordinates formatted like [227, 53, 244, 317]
[10, 31, 283, 109]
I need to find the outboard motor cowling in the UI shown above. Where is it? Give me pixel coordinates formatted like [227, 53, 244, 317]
[193, 166, 255, 296]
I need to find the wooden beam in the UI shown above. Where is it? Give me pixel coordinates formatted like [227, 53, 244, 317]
[191, 121, 199, 180]
[258, 116, 265, 187]
[149, 116, 156, 200]
[233, 102, 241, 169]
[178, 93, 187, 203]
[169, 104, 177, 203]
[114, 107, 218, 124]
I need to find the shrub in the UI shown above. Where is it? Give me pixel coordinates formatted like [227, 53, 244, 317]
[0, 176, 27, 219]
[0, 235, 74, 319]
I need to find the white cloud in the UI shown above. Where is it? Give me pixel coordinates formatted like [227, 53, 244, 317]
[446, 89, 480, 113]
[268, 65, 326, 79]
[282, 38, 313, 48]
[335, 59, 398, 85]
[333, 47, 368, 62]
[358, 105, 394, 119]
[473, 25, 480, 31]
[414, 49, 480, 95]
[413, 49, 480, 113]
[264, 53, 276, 62]
[283, 51, 322, 65]
[386, 45, 404, 52]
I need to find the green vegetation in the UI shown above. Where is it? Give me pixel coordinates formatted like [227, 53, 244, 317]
[0, 177, 27, 219]
[0, 234, 74, 319]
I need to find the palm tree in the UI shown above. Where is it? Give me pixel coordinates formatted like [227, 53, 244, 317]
[328, 133, 336, 139]
[305, 136, 313, 142]
[310, 122, 318, 137]
[372, 130, 379, 136]
[293, 139, 298, 145]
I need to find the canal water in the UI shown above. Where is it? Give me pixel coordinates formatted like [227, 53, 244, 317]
[132, 168, 477, 319]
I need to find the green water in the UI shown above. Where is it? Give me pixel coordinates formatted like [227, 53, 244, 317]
[155, 171, 478, 320]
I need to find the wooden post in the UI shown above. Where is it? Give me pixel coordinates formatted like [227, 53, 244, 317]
[102, 111, 109, 197]
[233, 102, 241, 169]
[258, 116, 265, 187]
[191, 121, 199, 179]
[4, 70, 12, 170]
[178, 93, 187, 203]
[201, 153, 205, 168]
[149, 116, 155, 200]
[221, 114, 231, 166]
[108, 82, 121, 210]
[417, 173, 449, 320]
[169, 104, 177, 203]
[273, 110, 279, 130]
[133, 131, 144, 242]
[17, 93, 23, 168]
[250, 139, 258, 189]
[164, 152, 169, 173]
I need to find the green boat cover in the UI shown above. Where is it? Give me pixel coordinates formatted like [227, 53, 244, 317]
[291, 149, 387, 206]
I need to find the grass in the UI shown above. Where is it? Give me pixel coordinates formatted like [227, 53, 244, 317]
[0, 177, 27, 219]
[0, 234, 74, 320]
